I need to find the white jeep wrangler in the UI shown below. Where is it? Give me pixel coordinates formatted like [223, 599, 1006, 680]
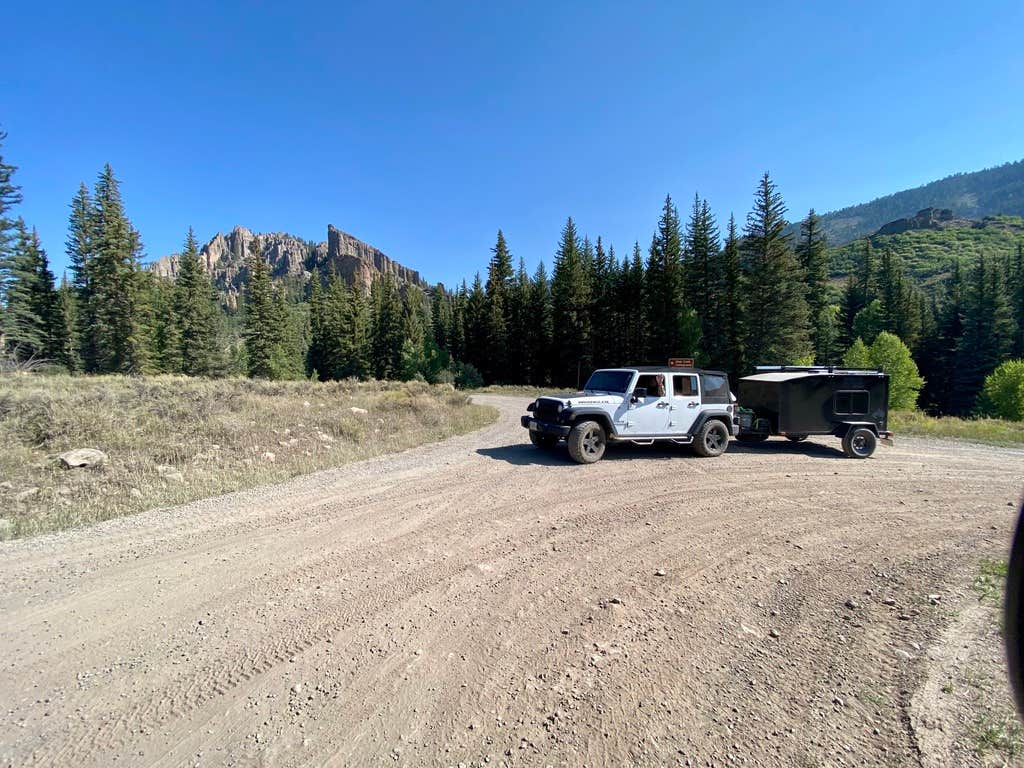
[521, 364, 739, 463]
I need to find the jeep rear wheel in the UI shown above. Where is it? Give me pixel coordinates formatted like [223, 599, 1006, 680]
[693, 420, 729, 457]
[529, 431, 558, 449]
[567, 420, 606, 464]
[842, 427, 877, 458]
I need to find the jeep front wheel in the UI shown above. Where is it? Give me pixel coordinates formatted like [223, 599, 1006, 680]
[567, 420, 606, 464]
[529, 431, 558, 449]
[694, 420, 729, 457]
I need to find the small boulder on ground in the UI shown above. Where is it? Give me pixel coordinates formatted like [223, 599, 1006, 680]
[349, 407, 368, 415]
[58, 448, 108, 469]
[156, 465, 185, 483]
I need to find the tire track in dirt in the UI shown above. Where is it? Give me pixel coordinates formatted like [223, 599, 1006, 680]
[0, 395, 1021, 767]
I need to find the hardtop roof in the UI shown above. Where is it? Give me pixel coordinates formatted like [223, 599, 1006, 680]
[600, 366, 729, 376]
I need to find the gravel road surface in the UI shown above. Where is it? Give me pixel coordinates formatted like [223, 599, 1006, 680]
[1, 395, 1021, 767]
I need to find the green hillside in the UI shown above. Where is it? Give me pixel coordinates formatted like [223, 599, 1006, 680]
[813, 159, 1024, 246]
[828, 214, 1024, 284]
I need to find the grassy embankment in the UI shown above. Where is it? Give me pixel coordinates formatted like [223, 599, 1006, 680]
[891, 410, 1024, 447]
[0, 375, 497, 540]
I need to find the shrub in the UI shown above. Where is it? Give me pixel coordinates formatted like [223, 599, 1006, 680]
[451, 361, 483, 390]
[843, 331, 924, 410]
[981, 360, 1024, 421]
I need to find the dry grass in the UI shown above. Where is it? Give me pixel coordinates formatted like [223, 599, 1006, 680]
[891, 410, 1024, 446]
[0, 375, 496, 540]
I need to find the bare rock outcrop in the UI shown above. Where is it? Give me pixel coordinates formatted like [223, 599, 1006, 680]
[150, 225, 423, 308]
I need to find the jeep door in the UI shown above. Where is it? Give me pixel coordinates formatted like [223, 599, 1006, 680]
[665, 374, 702, 435]
[621, 373, 671, 435]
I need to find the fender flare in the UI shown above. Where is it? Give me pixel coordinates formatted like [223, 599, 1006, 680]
[688, 411, 734, 436]
[563, 409, 617, 437]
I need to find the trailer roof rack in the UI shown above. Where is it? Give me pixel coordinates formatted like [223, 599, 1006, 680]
[754, 365, 883, 375]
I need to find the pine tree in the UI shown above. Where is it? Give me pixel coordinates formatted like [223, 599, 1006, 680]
[742, 173, 810, 365]
[346, 281, 372, 379]
[645, 196, 699, 363]
[685, 195, 720, 362]
[954, 254, 1015, 414]
[174, 227, 219, 376]
[1012, 242, 1024, 358]
[482, 231, 512, 382]
[1, 222, 61, 361]
[242, 241, 278, 378]
[463, 273, 487, 375]
[0, 131, 23, 334]
[551, 217, 592, 385]
[715, 215, 745, 376]
[270, 286, 305, 379]
[527, 262, 553, 385]
[840, 240, 876, 348]
[431, 284, 451, 354]
[55, 274, 77, 371]
[370, 275, 404, 379]
[306, 271, 327, 378]
[146, 275, 182, 373]
[507, 259, 532, 383]
[795, 209, 830, 361]
[920, 262, 965, 414]
[319, 273, 352, 379]
[400, 284, 431, 380]
[620, 243, 646, 365]
[875, 248, 920, 347]
[590, 237, 620, 369]
[67, 183, 97, 371]
[86, 165, 148, 373]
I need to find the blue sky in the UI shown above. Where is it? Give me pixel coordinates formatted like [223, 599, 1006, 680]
[4, 1, 1023, 287]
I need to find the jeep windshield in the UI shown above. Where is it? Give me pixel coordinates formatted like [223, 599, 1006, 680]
[583, 370, 634, 393]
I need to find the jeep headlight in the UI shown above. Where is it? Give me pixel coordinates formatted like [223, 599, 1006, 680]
[556, 403, 564, 413]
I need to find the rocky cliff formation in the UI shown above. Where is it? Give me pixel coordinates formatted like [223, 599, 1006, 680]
[874, 207, 977, 236]
[151, 225, 424, 308]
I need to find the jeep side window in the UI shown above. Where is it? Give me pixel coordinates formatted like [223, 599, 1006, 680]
[672, 375, 698, 397]
[635, 374, 665, 398]
[834, 390, 869, 415]
[699, 373, 731, 405]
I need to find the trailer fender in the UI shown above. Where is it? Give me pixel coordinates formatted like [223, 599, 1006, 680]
[833, 421, 880, 438]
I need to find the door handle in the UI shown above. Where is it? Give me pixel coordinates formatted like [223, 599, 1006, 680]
[656, 402, 670, 408]
[687, 402, 699, 408]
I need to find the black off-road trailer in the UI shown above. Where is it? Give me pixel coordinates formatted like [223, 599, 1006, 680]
[736, 366, 894, 458]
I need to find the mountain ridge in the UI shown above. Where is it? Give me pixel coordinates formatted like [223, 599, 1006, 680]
[808, 158, 1024, 246]
[150, 224, 425, 308]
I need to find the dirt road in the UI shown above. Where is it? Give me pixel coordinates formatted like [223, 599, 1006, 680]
[1, 395, 1021, 767]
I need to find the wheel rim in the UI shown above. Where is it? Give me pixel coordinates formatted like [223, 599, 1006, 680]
[582, 426, 604, 455]
[852, 434, 869, 455]
[705, 427, 725, 452]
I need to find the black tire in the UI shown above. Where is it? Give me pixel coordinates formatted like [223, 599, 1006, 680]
[842, 427, 877, 458]
[693, 420, 730, 457]
[567, 420, 606, 464]
[786, 434, 809, 443]
[529, 431, 558, 449]
[736, 432, 769, 443]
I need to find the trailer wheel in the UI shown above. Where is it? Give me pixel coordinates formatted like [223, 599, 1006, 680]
[842, 427, 877, 458]
[693, 420, 730, 457]
[529, 431, 558, 449]
[786, 434, 808, 443]
[567, 420, 606, 464]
